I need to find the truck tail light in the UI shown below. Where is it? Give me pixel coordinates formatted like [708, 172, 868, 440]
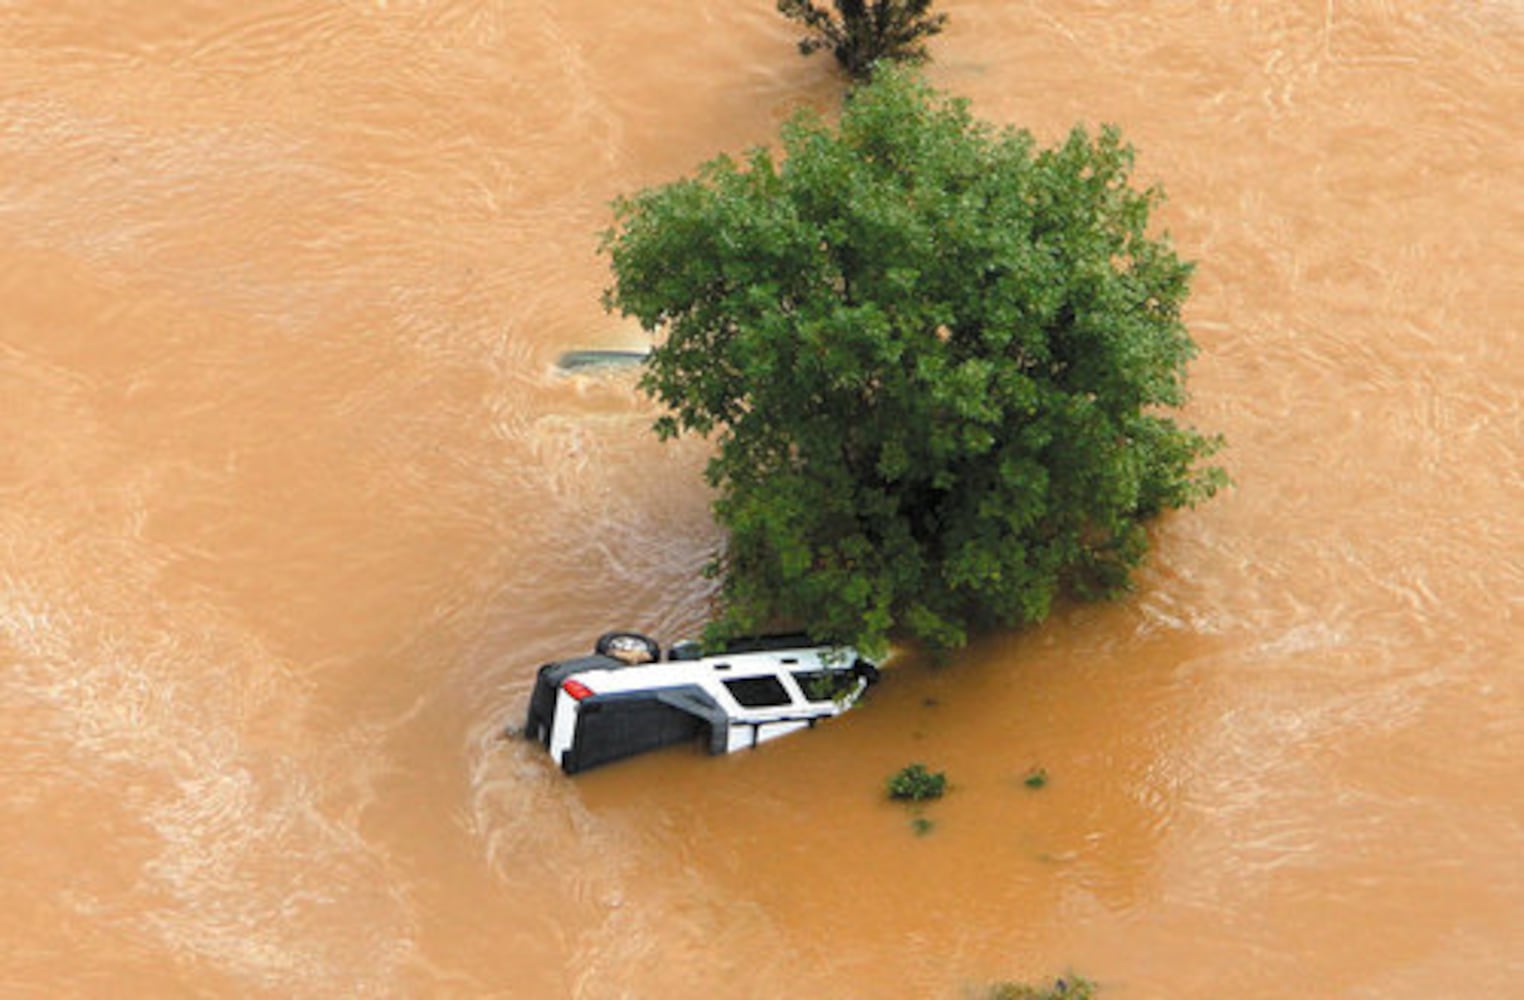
[562, 679, 595, 701]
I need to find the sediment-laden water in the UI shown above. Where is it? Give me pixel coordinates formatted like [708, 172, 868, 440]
[2, 2, 1520, 996]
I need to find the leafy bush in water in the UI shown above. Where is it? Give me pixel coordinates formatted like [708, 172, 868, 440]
[989, 974, 1097, 1000]
[887, 763, 947, 801]
[777, 0, 948, 80]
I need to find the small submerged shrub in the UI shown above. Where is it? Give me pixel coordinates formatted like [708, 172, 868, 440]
[989, 973, 1097, 1000]
[887, 762, 947, 801]
[1023, 767, 1048, 790]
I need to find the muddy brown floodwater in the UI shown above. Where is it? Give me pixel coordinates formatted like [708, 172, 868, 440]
[2, 1, 1520, 997]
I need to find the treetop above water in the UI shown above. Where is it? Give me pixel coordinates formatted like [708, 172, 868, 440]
[603, 69, 1226, 654]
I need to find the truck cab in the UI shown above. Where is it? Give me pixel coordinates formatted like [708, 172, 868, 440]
[524, 632, 879, 774]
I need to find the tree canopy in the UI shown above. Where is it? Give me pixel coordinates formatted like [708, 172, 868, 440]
[777, 0, 948, 80]
[602, 70, 1225, 655]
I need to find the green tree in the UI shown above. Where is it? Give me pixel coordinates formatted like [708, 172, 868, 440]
[777, 0, 948, 81]
[602, 70, 1225, 655]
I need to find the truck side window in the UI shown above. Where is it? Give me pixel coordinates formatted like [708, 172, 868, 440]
[791, 670, 853, 702]
[723, 676, 791, 708]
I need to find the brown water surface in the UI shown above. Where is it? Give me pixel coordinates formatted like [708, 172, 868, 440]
[2, 2, 1521, 996]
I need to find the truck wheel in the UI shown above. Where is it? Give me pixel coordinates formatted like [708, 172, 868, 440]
[595, 631, 660, 664]
[853, 660, 881, 686]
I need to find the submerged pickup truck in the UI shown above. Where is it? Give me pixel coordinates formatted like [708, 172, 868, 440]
[524, 632, 880, 774]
